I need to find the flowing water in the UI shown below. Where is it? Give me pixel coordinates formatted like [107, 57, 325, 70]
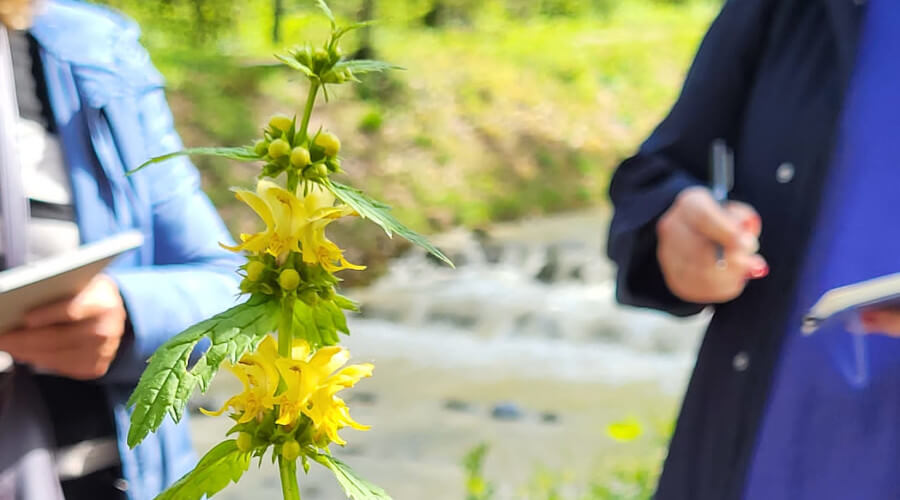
[191, 210, 708, 500]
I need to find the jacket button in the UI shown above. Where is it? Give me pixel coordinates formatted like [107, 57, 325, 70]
[113, 479, 129, 492]
[733, 351, 750, 372]
[775, 162, 795, 183]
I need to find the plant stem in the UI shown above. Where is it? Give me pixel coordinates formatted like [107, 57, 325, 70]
[279, 295, 296, 359]
[279, 455, 301, 500]
[298, 81, 320, 142]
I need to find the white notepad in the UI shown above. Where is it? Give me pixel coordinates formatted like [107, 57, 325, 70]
[803, 272, 900, 335]
[0, 231, 143, 334]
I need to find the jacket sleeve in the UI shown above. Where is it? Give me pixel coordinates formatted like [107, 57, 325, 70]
[606, 0, 773, 316]
[104, 83, 243, 384]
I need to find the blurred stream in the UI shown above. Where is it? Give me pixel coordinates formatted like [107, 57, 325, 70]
[192, 210, 708, 500]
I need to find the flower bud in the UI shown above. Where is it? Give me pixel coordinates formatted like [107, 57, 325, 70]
[254, 139, 269, 157]
[294, 45, 313, 67]
[315, 132, 341, 157]
[237, 432, 253, 453]
[268, 139, 291, 159]
[279, 269, 301, 291]
[299, 289, 319, 306]
[314, 164, 329, 178]
[313, 47, 330, 69]
[282, 440, 301, 461]
[246, 261, 266, 282]
[290, 147, 311, 167]
[268, 115, 293, 133]
[330, 45, 343, 64]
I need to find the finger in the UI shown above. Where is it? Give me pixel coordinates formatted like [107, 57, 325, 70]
[29, 348, 110, 380]
[724, 201, 762, 238]
[0, 319, 103, 355]
[860, 308, 900, 336]
[678, 189, 744, 250]
[24, 288, 110, 328]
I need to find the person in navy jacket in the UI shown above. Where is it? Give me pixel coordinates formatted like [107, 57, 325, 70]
[608, 0, 900, 499]
[0, 1, 241, 499]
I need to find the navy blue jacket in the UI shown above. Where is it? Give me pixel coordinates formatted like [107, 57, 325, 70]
[27, 2, 242, 498]
[607, 1, 865, 498]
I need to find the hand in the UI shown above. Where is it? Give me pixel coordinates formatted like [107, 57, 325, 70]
[0, 275, 127, 380]
[860, 307, 900, 336]
[656, 186, 768, 304]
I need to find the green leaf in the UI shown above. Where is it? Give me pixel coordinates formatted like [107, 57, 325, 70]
[326, 181, 453, 267]
[127, 146, 260, 175]
[325, 300, 349, 335]
[314, 453, 392, 500]
[127, 296, 280, 448]
[293, 300, 323, 347]
[334, 59, 403, 75]
[334, 294, 360, 312]
[314, 302, 340, 345]
[155, 440, 251, 500]
[275, 53, 316, 78]
[315, 0, 335, 24]
[333, 21, 377, 41]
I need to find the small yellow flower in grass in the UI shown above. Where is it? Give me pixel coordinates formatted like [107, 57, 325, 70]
[275, 340, 373, 446]
[201, 336, 281, 423]
[606, 417, 643, 443]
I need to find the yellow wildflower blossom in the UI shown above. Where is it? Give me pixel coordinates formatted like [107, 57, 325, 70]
[222, 180, 364, 273]
[297, 185, 365, 273]
[201, 336, 281, 423]
[606, 417, 643, 443]
[274, 340, 373, 445]
[221, 180, 305, 258]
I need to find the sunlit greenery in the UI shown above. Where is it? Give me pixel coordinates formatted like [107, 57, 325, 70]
[95, 0, 717, 280]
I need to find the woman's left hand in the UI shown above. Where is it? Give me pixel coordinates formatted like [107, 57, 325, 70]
[860, 307, 900, 336]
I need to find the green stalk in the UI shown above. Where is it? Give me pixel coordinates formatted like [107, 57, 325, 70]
[279, 455, 301, 500]
[298, 81, 320, 143]
[279, 295, 296, 359]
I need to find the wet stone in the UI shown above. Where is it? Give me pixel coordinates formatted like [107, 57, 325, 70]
[539, 412, 560, 424]
[491, 402, 524, 421]
[443, 399, 474, 413]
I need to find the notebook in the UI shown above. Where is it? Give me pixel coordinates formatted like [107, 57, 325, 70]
[0, 231, 143, 334]
[802, 272, 900, 335]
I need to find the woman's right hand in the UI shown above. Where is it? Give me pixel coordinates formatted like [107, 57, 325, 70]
[656, 186, 768, 304]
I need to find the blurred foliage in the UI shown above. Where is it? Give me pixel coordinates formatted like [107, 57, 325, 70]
[464, 419, 672, 500]
[93, 0, 718, 284]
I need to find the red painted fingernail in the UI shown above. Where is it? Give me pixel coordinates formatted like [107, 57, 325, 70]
[749, 265, 769, 279]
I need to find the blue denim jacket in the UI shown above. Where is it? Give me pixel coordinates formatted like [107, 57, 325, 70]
[28, 2, 242, 498]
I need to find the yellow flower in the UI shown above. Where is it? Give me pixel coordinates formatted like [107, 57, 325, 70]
[221, 180, 305, 258]
[222, 180, 364, 273]
[201, 336, 281, 423]
[606, 417, 643, 443]
[274, 340, 373, 446]
[297, 186, 366, 273]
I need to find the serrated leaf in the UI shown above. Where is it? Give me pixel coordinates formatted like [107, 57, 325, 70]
[275, 53, 316, 78]
[315, 0, 335, 24]
[314, 302, 339, 345]
[293, 300, 323, 347]
[127, 296, 280, 448]
[326, 181, 453, 267]
[334, 59, 403, 75]
[155, 440, 251, 500]
[127, 146, 260, 175]
[314, 454, 392, 500]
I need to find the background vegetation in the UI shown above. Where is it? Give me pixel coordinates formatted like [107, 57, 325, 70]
[94, 0, 718, 283]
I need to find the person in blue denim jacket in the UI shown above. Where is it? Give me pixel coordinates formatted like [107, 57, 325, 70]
[0, 1, 242, 499]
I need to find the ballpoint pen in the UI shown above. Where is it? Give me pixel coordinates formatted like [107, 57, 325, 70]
[710, 138, 733, 268]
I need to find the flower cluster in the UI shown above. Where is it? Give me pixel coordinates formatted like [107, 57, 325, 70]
[203, 335, 372, 449]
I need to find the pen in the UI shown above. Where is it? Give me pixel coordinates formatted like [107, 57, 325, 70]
[710, 139, 733, 268]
